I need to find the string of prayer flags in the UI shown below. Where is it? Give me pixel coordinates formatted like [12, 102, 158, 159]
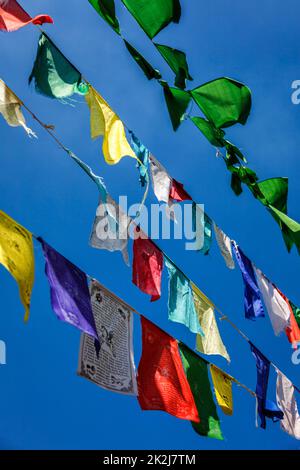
[88, 0, 120, 35]
[154, 44, 192, 90]
[165, 257, 204, 335]
[78, 279, 138, 395]
[90, 194, 130, 266]
[85, 86, 137, 165]
[210, 365, 234, 416]
[0, 0, 53, 32]
[192, 283, 230, 362]
[213, 223, 235, 269]
[0, 210, 34, 321]
[39, 238, 98, 341]
[232, 243, 264, 320]
[254, 267, 291, 336]
[132, 228, 163, 301]
[191, 77, 252, 129]
[276, 369, 300, 439]
[192, 203, 212, 254]
[137, 316, 199, 422]
[121, 0, 181, 40]
[179, 343, 223, 440]
[29, 33, 89, 100]
[129, 131, 149, 187]
[0, 78, 36, 137]
[124, 40, 162, 81]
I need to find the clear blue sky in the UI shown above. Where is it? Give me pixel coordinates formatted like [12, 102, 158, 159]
[1, 0, 300, 450]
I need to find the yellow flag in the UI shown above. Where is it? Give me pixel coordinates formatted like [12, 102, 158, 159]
[192, 283, 230, 362]
[0, 211, 34, 321]
[210, 364, 234, 415]
[85, 86, 136, 165]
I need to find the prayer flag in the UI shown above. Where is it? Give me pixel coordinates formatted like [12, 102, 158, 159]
[210, 365, 234, 415]
[0, 0, 53, 32]
[213, 224, 235, 269]
[276, 369, 300, 440]
[250, 343, 270, 429]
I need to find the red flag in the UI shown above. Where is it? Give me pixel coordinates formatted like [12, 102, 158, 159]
[0, 0, 53, 32]
[132, 229, 163, 301]
[137, 316, 200, 423]
[277, 289, 300, 349]
[169, 179, 192, 202]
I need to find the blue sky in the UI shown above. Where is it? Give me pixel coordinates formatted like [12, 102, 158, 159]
[1, 0, 300, 450]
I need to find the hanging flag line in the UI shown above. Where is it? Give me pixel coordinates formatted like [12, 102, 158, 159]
[2, 78, 298, 395]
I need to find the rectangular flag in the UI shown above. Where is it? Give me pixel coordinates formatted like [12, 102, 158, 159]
[0, 0, 53, 32]
[276, 369, 300, 439]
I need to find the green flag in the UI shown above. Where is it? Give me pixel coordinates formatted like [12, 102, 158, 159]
[122, 0, 181, 39]
[191, 77, 251, 129]
[155, 43, 192, 89]
[191, 117, 226, 147]
[29, 33, 89, 100]
[162, 83, 191, 131]
[254, 177, 288, 213]
[88, 0, 120, 34]
[179, 343, 223, 440]
[268, 205, 300, 254]
[124, 40, 161, 80]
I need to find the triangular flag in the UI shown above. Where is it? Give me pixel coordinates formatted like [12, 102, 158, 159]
[0, 0, 53, 32]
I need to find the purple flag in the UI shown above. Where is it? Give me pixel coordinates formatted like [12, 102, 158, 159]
[232, 242, 264, 320]
[39, 238, 98, 340]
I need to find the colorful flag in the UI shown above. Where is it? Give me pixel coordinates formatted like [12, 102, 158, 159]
[78, 279, 137, 395]
[0, 78, 36, 137]
[250, 343, 270, 429]
[68, 151, 107, 202]
[193, 283, 230, 362]
[192, 203, 212, 254]
[254, 267, 290, 335]
[154, 43, 192, 90]
[0, 0, 53, 32]
[132, 229, 163, 301]
[39, 238, 98, 340]
[129, 131, 149, 187]
[0, 210, 34, 321]
[149, 155, 172, 204]
[210, 365, 234, 415]
[29, 33, 89, 100]
[90, 195, 130, 266]
[169, 179, 192, 202]
[137, 317, 199, 422]
[213, 224, 235, 269]
[276, 369, 300, 439]
[232, 243, 264, 320]
[85, 86, 137, 165]
[179, 343, 223, 440]
[165, 258, 203, 335]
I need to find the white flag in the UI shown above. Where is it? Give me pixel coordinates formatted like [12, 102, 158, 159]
[214, 224, 235, 269]
[276, 369, 300, 439]
[149, 155, 172, 204]
[254, 267, 290, 335]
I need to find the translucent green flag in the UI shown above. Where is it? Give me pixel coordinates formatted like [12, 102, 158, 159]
[88, 0, 120, 34]
[124, 40, 161, 80]
[162, 83, 191, 130]
[29, 33, 89, 99]
[255, 177, 288, 213]
[122, 0, 181, 39]
[191, 77, 251, 129]
[155, 43, 192, 89]
[268, 205, 300, 254]
[191, 117, 226, 147]
[179, 343, 223, 440]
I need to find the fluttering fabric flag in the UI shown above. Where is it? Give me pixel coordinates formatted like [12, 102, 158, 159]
[179, 343, 223, 440]
[169, 179, 192, 202]
[192, 283, 230, 362]
[88, 0, 120, 34]
[155, 44, 192, 89]
[290, 301, 300, 328]
[90, 194, 130, 266]
[250, 343, 270, 429]
[129, 131, 149, 187]
[165, 257, 203, 335]
[285, 307, 300, 348]
[162, 83, 191, 131]
[0, 210, 34, 321]
[39, 238, 98, 340]
[269, 205, 300, 255]
[85, 86, 137, 165]
[29, 33, 89, 100]
[191, 77, 252, 129]
[191, 117, 226, 147]
[132, 228, 163, 301]
[213, 223, 235, 269]
[0, 0, 53, 32]
[210, 365, 234, 415]
[149, 155, 172, 203]
[0, 78, 36, 137]
[192, 203, 212, 254]
[276, 369, 300, 439]
[124, 40, 161, 81]
[121, 0, 181, 39]
[232, 243, 264, 320]
[254, 267, 290, 336]
[137, 317, 199, 422]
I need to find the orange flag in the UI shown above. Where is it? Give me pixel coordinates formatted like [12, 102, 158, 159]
[0, 0, 53, 32]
